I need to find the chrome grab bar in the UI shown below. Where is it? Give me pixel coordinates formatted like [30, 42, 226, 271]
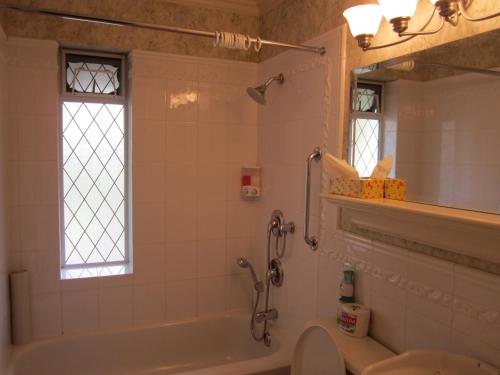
[304, 147, 322, 250]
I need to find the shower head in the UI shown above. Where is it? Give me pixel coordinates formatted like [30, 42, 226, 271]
[236, 257, 263, 292]
[237, 257, 250, 268]
[246, 73, 284, 105]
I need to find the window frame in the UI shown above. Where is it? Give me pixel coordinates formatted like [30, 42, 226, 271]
[348, 78, 385, 176]
[58, 49, 131, 272]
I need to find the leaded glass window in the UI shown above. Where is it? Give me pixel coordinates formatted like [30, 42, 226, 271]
[60, 50, 129, 270]
[65, 53, 122, 96]
[349, 82, 383, 177]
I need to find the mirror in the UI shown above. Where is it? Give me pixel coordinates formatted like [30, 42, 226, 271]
[349, 29, 500, 215]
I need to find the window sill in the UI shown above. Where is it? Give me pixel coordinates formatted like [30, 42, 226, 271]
[60, 263, 133, 280]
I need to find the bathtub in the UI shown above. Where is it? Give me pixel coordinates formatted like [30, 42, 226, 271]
[8, 313, 292, 375]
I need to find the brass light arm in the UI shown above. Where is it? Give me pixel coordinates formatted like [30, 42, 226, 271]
[399, 15, 445, 36]
[364, 7, 437, 51]
[459, 0, 500, 21]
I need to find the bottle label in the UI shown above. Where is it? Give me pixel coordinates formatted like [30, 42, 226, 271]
[339, 311, 357, 333]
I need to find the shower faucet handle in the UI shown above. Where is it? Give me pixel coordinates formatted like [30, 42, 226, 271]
[255, 308, 279, 323]
[279, 222, 295, 234]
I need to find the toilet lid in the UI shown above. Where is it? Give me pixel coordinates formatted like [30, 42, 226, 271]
[291, 325, 346, 375]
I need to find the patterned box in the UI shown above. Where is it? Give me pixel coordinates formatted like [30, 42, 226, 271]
[330, 177, 384, 199]
[384, 178, 407, 201]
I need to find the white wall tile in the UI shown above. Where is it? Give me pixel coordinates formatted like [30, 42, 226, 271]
[197, 239, 226, 278]
[99, 286, 133, 329]
[133, 284, 165, 325]
[406, 252, 454, 325]
[166, 124, 197, 163]
[197, 200, 226, 240]
[165, 80, 198, 123]
[405, 308, 451, 352]
[133, 119, 166, 162]
[133, 204, 165, 245]
[369, 292, 407, 353]
[371, 244, 408, 304]
[225, 274, 252, 311]
[133, 162, 165, 204]
[197, 276, 226, 317]
[165, 279, 197, 321]
[62, 289, 99, 334]
[133, 245, 164, 285]
[165, 241, 198, 281]
[165, 164, 197, 206]
[165, 202, 197, 243]
[31, 292, 62, 338]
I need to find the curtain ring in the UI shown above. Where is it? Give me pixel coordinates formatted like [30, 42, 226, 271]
[254, 36, 262, 52]
[244, 35, 252, 50]
[213, 31, 220, 47]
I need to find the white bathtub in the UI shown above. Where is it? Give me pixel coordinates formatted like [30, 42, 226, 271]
[8, 313, 292, 375]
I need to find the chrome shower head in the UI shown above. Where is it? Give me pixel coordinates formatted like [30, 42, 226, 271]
[236, 257, 263, 292]
[246, 73, 284, 105]
[237, 257, 249, 268]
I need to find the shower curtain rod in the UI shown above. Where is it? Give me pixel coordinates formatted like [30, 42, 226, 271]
[0, 4, 326, 55]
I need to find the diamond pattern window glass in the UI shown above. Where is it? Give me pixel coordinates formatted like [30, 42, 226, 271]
[65, 53, 122, 96]
[62, 102, 127, 267]
[349, 82, 383, 177]
[351, 118, 380, 177]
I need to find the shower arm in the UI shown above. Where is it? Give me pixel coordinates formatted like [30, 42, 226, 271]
[0, 4, 326, 56]
[304, 147, 322, 251]
[262, 74, 284, 88]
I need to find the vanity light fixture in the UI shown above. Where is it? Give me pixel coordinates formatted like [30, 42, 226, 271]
[343, 0, 500, 51]
[378, 0, 418, 33]
[343, 4, 383, 49]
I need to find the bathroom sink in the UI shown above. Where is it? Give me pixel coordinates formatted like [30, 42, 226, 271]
[361, 350, 500, 375]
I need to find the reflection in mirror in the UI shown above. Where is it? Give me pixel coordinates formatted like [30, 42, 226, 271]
[349, 29, 500, 214]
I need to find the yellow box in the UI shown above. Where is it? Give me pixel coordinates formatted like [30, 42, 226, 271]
[384, 178, 407, 201]
[330, 177, 384, 199]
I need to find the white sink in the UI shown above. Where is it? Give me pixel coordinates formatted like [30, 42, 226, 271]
[361, 350, 500, 375]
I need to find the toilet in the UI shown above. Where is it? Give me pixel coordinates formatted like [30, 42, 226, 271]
[291, 318, 395, 375]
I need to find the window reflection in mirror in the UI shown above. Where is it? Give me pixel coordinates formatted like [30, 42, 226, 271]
[349, 29, 500, 214]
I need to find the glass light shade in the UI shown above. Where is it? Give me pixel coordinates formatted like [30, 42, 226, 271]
[377, 0, 418, 21]
[429, 0, 439, 4]
[343, 4, 383, 38]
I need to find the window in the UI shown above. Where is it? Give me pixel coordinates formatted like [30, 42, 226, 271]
[60, 50, 130, 274]
[348, 82, 383, 177]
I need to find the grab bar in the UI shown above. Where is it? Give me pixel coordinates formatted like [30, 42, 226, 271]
[304, 147, 322, 250]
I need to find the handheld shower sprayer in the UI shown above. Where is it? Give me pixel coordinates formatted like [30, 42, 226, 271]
[236, 258, 263, 292]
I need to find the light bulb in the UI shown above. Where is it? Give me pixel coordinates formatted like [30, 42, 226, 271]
[343, 4, 383, 48]
[377, 0, 418, 21]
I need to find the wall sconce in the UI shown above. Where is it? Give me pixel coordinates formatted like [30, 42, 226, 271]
[344, 0, 500, 51]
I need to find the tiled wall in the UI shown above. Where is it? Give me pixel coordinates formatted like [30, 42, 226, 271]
[252, 24, 500, 370]
[254, 29, 344, 336]
[387, 75, 500, 213]
[318, 226, 500, 368]
[6, 38, 258, 338]
[0, 23, 11, 372]
[4, 26, 500, 373]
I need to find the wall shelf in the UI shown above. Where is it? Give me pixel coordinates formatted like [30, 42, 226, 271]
[321, 193, 500, 264]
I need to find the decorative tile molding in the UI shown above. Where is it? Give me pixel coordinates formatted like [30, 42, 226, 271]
[345, 223, 500, 277]
[318, 237, 500, 327]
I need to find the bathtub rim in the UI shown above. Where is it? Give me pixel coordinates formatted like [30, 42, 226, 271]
[7, 311, 293, 375]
